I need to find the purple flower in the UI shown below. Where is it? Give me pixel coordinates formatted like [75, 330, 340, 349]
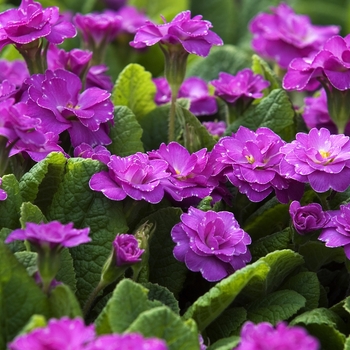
[210, 69, 270, 105]
[202, 121, 226, 137]
[130, 10, 223, 57]
[153, 77, 171, 105]
[236, 321, 319, 350]
[211, 126, 304, 203]
[0, 177, 7, 201]
[85, 333, 167, 350]
[8, 317, 95, 350]
[0, 0, 76, 50]
[249, 3, 339, 69]
[115, 6, 149, 35]
[289, 201, 330, 235]
[74, 143, 111, 164]
[279, 128, 350, 193]
[283, 34, 350, 91]
[113, 234, 144, 266]
[25, 69, 114, 147]
[89, 152, 171, 204]
[171, 207, 252, 282]
[319, 203, 350, 259]
[5, 221, 91, 249]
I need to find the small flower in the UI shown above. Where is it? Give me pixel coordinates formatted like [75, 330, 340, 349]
[319, 203, 350, 259]
[235, 321, 319, 350]
[113, 234, 144, 267]
[89, 152, 171, 204]
[279, 128, 350, 193]
[210, 69, 270, 105]
[171, 207, 252, 282]
[0, 177, 7, 201]
[289, 201, 330, 235]
[85, 333, 168, 350]
[74, 143, 111, 164]
[153, 77, 171, 105]
[130, 10, 223, 57]
[202, 121, 226, 137]
[7, 317, 95, 350]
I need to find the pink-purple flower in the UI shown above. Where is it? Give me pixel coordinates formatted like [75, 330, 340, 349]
[115, 6, 149, 35]
[171, 206, 252, 281]
[74, 143, 111, 164]
[235, 321, 319, 350]
[249, 3, 339, 69]
[8, 317, 95, 350]
[113, 234, 144, 266]
[5, 221, 91, 249]
[202, 121, 226, 137]
[279, 128, 350, 193]
[289, 201, 330, 235]
[210, 69, 270, 105]
[211, 126, 304, 203]
[319, 203, 350, 259]
[130, 10, 223, 57]
[0, 177, 7, 201]
[89, 152, 171, 204]
[0, 0, 76, 50]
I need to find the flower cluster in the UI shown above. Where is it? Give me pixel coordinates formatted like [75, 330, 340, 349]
[249, 3, 339, 69]
[172, 207, 252, 281]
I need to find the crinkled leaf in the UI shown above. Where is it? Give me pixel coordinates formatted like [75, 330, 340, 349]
[226, 89, 296, 142]
[186, 45, 251, 81]
[207, 336, 240, 350]
[247, 289, 306, 324]
[127, 306, 200, 350]
[20, 202, 47, 227]
[56, 248, 76, 293]
[112, 63, 156, 121]
[47, 158, 128, 306]
[0, 174, 22, 229]
[14, 251, 37, 276]
[0, 242, 49, 347]
[280, 271, 320, 311]
[182, 259, 270, 331]
[142, 282, 180, 314]
[19, 152, 66, 215]
[0, 228, 24, 252]
[108, 106, 144, 156]
[291, 308, 346, 350]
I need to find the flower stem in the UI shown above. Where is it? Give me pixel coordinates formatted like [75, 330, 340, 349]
[83, 280, 106, 318]
[168, 88, 178, 142]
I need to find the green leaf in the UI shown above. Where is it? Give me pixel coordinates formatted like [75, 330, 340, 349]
[95, 279, 154, 335]
[47, 158, 128, 306]
[48, 284, 82, 318]
[207, 336, 240, 350]
[0, 228, 25, 252]
[0, 242, 49, 347]
[291, 308, 347, 350]
[142, 208, 188, 296]
[243, 197, 291, 240]
[19, 152, 67, 215]
[18, 315, 47, 335]
[142, 282, 180, 314]
[182, 259, 270, 331]
[247, 289, 306, 324]
[280, 271, 320, 311]
[127, 306, 200, 350]
[226, 89, 296, 142]
[0, 174, 22, 229]
[186, 45, 251, 81]
[20, 202, 47, 227]
[56, 248, 76, 293]
[112, 63, 156, 121]
[345, 336, 350, 350]
[108, 106, 144, 156]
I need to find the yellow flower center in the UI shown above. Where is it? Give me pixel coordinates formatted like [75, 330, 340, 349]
[245, 155, 255, 164]
[319, 150, 330, 159]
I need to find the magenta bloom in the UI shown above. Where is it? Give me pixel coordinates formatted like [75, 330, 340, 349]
[5, 221, 91, 249]
[25, 69, 114, 147]
[113, 234, 144, 266]
[8, 317, 95, 350]
[211, 126, 304, 203]
[236, 321, 319, 350]
[115, 6, 149, 35]
[289, 201, 330, 235]
[279, 128, 350, 193]
[153, 77, 171, 105]
[85, 333, 167, 350]
[130, 10, 223, 57]
[210, 69, 270, 105]
[89, 152, 170, 204]
[0, 177, 7, 201]
[0, 0, 76, 50]
[171, 207, 252, 282]
[283, 34, 350, 91]
[249, 3, 339, 69]
[202, 121, 226, 137]
[319, 203, 350, 259]
[74, 143, 111, 164]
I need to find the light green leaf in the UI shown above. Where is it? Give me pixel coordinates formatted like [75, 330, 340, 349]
[127, 306, 200, 350]
[247, 289, 306, 324]
[207, 336, 240, 350]
[20, 202, 47, 227]
[112, 63, 156, 121]
[14, 251, 37, 276]
[182, 260, 270, 331]
[108, 106, 144, 156]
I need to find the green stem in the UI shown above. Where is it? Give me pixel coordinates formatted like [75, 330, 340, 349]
[83, 280, 106, 318]
[168, 88, 178, 142]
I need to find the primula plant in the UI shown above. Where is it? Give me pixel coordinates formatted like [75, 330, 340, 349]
[3, 0, 350, 350]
